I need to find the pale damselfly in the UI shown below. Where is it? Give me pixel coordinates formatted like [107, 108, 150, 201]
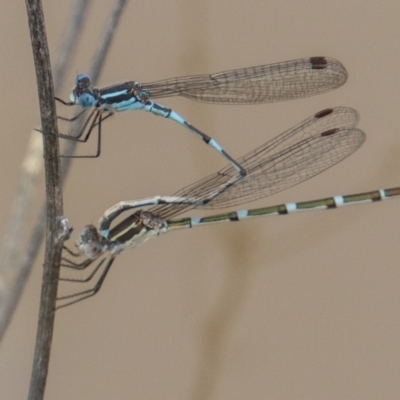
[57, 106, 376, 308]
[56, 57, 347, 176]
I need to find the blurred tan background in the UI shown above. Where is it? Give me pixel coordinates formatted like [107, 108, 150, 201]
[2, 1, 400, 399]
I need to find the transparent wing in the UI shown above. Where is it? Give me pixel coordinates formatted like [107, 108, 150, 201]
[150, 107, 364, 219]
[142, 57, 347, 104]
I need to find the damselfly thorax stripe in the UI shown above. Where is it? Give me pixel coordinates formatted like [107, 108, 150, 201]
[57, 107, 372, 308]
[55, 56, 347, 177]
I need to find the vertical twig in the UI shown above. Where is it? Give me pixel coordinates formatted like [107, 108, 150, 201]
[24, 0, 63, 399]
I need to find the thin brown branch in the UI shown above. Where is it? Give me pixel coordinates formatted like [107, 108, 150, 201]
[24, 0, 64, 399]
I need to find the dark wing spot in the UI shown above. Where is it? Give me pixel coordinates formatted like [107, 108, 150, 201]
[310, 56, 328, 70]
[315, 108, 334, 119]
[321, 128, 339, 137]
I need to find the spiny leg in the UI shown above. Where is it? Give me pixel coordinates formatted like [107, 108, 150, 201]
[61, 256, 94, 270]
[62, 244, 81, 258]
[61, 242, 99, 270]
[58, 110, 112, 158]
[57, 256, 115, 309]
[57, 108, 99, 142]
[60, 258, 105, 283]
[54, 97, 75, 106]
[56, 108, 87, 123]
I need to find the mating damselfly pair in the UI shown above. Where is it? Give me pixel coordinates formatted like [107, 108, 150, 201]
[56, 56, 352, 304]
[58, 105, 400, 308]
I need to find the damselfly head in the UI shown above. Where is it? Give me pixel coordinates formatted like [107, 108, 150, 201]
[75, 225, 106, 260]
[69, 73, 96, 107]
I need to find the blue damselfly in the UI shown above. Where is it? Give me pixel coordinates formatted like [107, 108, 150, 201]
[56, 57, 347, 176]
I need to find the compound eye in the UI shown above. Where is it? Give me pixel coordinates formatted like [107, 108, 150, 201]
[75, 73, 91, 86]
[78, 92, 96, 107]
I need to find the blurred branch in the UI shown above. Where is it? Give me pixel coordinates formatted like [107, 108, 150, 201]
[52, 0, 92, 90]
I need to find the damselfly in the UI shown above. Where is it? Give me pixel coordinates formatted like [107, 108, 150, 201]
[56, 57, 347, 176]
[58, 107, 376, 308]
